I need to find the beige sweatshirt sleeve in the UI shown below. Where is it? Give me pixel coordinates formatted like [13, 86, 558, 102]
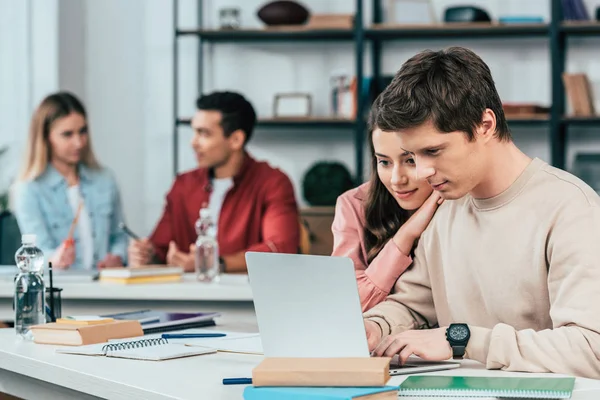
[363, 239, 437, 335]
[466, 204, 600, 379]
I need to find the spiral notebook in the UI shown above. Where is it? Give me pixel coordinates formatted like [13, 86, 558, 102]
[56, 337, 216, 361]
[398, 376, 575, 399]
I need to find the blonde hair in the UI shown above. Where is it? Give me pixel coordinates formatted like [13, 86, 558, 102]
[18, 92, 100, 181]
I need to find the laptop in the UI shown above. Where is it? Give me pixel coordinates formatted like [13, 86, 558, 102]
[245, 252, 460, 376]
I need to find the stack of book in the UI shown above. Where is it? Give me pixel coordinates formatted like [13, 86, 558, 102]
[30, 317, 143, 346]
[98, 266, 183, 284]
[243, 357, 398, 399]
[563, 73, 596, 117]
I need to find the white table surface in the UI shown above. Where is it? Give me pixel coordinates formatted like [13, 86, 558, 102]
[0, 273, 253, 301]
[0, 273, 255, 323]
[1, 326, 599, 400]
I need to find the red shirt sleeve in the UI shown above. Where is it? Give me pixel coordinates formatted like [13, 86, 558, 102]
[244, 172, 300, 255]
[149, 183, 177, 263]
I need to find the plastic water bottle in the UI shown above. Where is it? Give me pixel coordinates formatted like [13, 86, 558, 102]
[14, 234, 45, 339]
[194, 208, 220, 283]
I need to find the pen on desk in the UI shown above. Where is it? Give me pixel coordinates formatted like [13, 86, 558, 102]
[45, 305, 53, 323]
[119, 222, 140, 240]
[222, 378, 252, 385]
[48, 262, 56, 322]
[161, 333, 227, 339]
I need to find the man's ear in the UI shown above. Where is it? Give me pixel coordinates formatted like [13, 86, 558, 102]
[229, 129, 246, 150]
[475, 109, 497, 143]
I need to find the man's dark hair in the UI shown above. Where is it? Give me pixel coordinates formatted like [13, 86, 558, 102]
[196, 91, 257, 144]
[374, 46, 511, 142]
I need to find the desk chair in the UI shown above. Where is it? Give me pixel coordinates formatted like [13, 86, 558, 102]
[0, 211, 21, 266]
[299, 219, 311, 255]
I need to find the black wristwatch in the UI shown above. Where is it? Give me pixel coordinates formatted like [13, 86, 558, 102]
[446, 324, 470, 360]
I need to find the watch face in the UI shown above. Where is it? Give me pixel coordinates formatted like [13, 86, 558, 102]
[450, 325, 469, 341]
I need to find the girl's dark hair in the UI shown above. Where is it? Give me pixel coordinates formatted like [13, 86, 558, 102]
[363, 96, 411, 263]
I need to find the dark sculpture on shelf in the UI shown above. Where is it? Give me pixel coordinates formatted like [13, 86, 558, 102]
[444, 6, 492, 23]
[257, 1, 310, 26]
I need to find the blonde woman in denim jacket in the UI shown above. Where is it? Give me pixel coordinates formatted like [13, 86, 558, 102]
[12, 92, 128, 270]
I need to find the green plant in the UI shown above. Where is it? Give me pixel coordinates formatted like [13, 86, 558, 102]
[302, 161, 355, 206]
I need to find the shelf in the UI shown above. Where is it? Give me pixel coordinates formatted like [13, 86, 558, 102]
[562, 116, 600, 125]
[561, 21, 600, 36]
[258, 117, 356, 128]
[177, 117, 356, 129]
[176, 28, 354, 42]
[506, 114, 550, 124]
[300, 206, 336, 216]
[366, 23, 549, 40]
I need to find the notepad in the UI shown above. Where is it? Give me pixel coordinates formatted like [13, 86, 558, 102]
[56, 337, 216, 361]
[398, 376, 575, 399]
[243, 385, 399, 400]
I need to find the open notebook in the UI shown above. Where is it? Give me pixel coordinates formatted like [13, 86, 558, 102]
[56, 337, 216, 361]
[167, 329, 264, 355]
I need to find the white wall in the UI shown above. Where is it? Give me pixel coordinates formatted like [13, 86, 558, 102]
[0, 0, 30, 194]
[3, 0, 600, 236]
[0, 0, 60, 201]
[58, 0, 86, 98]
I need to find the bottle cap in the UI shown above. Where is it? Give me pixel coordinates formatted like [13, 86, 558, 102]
[21, 234, 36, 245]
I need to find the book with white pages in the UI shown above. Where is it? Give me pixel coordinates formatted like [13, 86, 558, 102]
[98, 266, 183, 279]
[56, 337, 216, 361]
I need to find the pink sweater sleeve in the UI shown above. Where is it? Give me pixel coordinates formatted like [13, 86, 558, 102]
[331, 193, 413, 312]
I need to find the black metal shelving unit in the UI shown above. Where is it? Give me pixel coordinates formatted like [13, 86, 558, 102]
[173, 0, 365, 180]
[173, 0, 600, 177]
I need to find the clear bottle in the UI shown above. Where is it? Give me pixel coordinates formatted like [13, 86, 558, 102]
[14, 234, 45, 339]
[194, 208, 220, 283]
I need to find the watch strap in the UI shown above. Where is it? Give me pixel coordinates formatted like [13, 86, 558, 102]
[451, 345, 466, 359]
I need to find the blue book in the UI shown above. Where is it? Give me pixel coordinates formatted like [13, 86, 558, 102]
[243, 386, 398, 400]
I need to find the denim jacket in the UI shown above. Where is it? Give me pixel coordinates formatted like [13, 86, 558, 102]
[12, 164, 128, 269]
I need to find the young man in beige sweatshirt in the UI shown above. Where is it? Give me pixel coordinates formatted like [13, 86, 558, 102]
[364, 46, 600, 379]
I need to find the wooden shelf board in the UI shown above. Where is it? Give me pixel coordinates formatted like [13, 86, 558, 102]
[367, 22, 549, 39]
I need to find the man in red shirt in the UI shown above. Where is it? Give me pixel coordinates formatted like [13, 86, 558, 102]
[128, 91, 300, 272]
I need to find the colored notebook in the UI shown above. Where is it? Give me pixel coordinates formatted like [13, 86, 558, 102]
[398, 376, 575, 399]
[243, 386, 399, 400]
[101, 310, 220, 334]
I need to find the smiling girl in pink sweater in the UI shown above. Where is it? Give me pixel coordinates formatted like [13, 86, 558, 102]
[332, 106, 443, 312]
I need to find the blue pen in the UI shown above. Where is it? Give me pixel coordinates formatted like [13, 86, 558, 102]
[161, 333, 227, 339]
[222, 378, 252, 385]
[45, 305, 56, 322]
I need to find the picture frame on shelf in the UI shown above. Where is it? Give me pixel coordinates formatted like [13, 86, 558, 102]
[218, 7, 241, 30]
[385, 0, 436, 25]
[273, 93, 313, 118]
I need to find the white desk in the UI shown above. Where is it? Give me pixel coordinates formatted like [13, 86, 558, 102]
[0, 274, 255, 326]
[0, 327, 599, 400]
